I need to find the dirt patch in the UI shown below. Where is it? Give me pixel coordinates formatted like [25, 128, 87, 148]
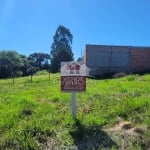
[104, 118, 150, 149]
[39, 136, 59, 150]
[107, 120, 134, 134]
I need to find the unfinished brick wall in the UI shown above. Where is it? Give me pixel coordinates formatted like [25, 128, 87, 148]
[84, 44, 150, 76]
[130, 48, 150, 72]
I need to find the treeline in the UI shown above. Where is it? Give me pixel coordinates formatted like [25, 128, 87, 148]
[0, 51, 50, 78]
[0, 25, 75, 79]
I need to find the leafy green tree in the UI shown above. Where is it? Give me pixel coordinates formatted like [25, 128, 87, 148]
[0, 51, 23, 79]
[26, 57, 37, 83]
[50, 25, 73, 72]
[19, 55, 38, 82]
[29, 52, 50, 70]
[20, 55, 36, 77]
[20, 55, 30, 76]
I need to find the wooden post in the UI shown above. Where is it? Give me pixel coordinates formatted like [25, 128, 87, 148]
[12, 73, 14, 84]
[31, 75, 32, 83]
[49, 72, 50, 81]
[13, 76, 14, 84]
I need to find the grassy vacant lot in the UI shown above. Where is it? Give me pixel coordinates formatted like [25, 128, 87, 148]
[0, 71, 150, 149]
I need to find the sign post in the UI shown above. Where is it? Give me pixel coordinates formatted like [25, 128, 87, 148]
[71, 92, 76, 118]
[61, 61, 87, 119]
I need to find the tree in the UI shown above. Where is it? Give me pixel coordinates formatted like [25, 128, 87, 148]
[26, 57, 37, 83]
[50, 25, 74, 72]
[20, 55, 35, 77]
[19, 55, 37, 82]
[29, 52, 50, 71]
[0, 51, 23, 80]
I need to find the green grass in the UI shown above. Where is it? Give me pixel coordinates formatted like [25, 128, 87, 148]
[0, 73, 150, 149]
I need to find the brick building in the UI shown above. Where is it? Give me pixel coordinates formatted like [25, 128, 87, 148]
[84, 44, 150, 77]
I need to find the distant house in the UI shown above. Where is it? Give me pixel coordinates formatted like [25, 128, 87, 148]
[84, 44, 150, 77]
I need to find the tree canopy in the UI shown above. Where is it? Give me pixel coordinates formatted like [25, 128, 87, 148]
[29, 52, 50, 70]
[50, 25, 74, 72]
[0, 51, 50, 78]
[0, 51, 23, 78]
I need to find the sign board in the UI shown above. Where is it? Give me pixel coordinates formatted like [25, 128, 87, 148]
[61, 61, 88, 118]
[61, 76, 86, 92]
[61, 61, 87, 92]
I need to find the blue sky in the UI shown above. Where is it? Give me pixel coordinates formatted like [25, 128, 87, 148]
[0, 0, 150, 60]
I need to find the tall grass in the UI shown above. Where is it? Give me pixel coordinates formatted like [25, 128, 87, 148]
[0, 72, 150, 149]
